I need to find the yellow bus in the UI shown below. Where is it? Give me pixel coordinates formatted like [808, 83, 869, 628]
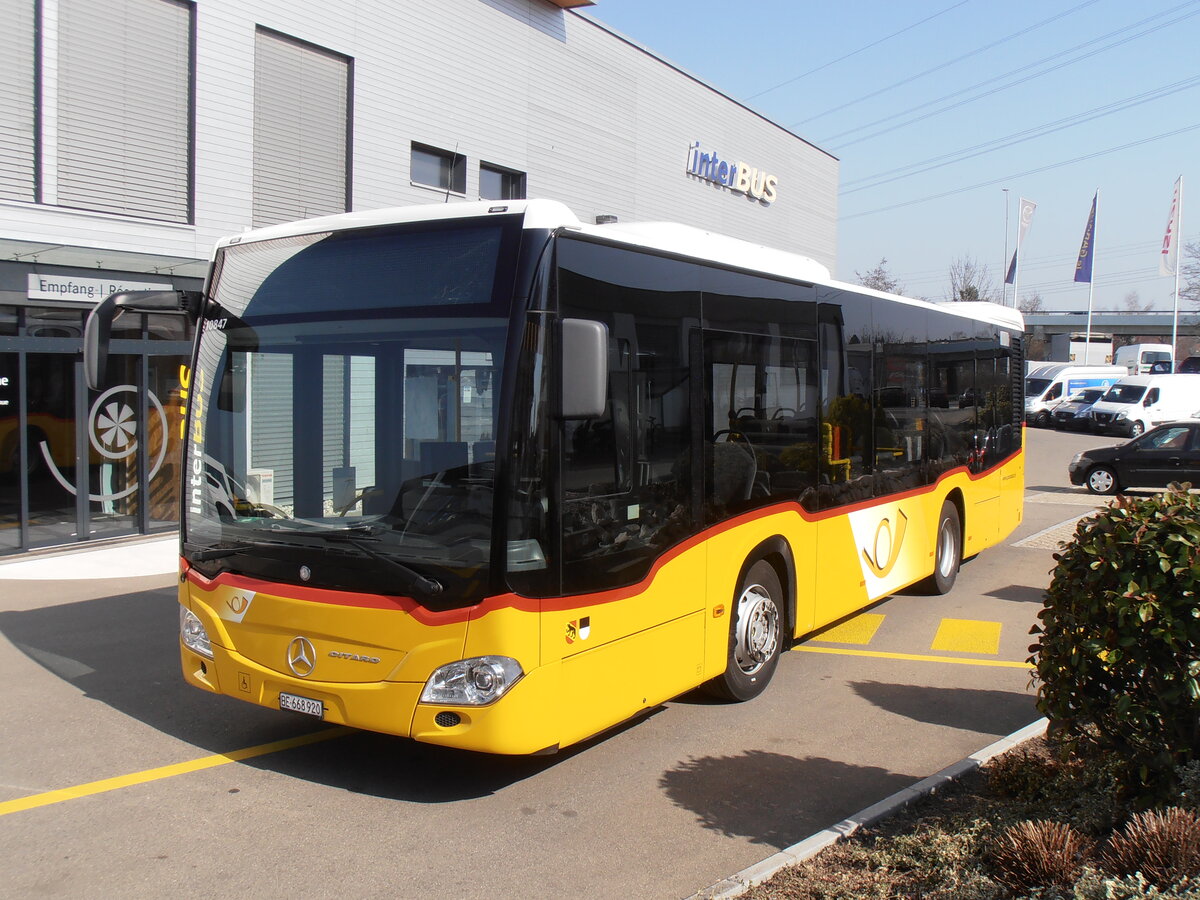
[86, 200, 1024, 754]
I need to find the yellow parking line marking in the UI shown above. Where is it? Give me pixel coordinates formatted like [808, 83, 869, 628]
[0, 726, 352, 818]
[794, 645, 1027, 669]
[814, 612, 886, 645]
[931, 618, 1002, 655]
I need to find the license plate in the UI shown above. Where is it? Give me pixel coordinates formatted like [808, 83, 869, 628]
[279, 692, 324, 718]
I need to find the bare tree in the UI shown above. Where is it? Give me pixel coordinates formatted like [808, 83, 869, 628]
[1182, 241, 1200, 309]
[947, 255, 999, 303]
[1119, 290, 1152, 312]
[855, 258, 902, 294]
[1018, 291, 1044, 314]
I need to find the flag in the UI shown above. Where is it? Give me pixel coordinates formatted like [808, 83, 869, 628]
[1004, 198, 1036, 285]
[1074, 194, 1097, 283]
[1160, 176, 1182, 276]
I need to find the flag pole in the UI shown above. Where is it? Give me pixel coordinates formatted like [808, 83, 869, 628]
[1002, 188, 1010, 306]
[1085, 191, 1098, 364]
[1013, 218, 1021, 312]
[1172, 177, 1183, 363]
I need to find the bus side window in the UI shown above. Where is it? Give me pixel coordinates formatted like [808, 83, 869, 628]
[871, 302, 926, 496]
[817, 289, 874, 509]
[704, 331, 819, 519]
[556, 239, 700, 594]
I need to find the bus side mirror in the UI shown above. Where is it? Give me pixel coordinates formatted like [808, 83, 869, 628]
[560, 318, 608, 419]
[85, 290, 202, 389]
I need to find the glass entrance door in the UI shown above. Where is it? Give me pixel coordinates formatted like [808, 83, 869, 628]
[0, 304, 193, 557]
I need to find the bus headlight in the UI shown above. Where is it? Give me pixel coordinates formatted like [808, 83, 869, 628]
[421, 656, 523, 706]
[180, 607, 213, 659]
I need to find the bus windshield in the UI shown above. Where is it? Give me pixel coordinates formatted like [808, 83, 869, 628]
[183, 221, 518, 600]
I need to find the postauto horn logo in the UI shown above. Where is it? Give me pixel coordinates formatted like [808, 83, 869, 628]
[686, 141, 779, 203]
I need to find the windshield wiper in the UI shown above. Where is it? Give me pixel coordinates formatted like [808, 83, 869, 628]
[265, 520, 383, 536]
[186, 542, 256, 561]
[323, 534, 444, 598]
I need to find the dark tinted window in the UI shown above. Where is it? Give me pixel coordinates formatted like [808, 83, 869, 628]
[557, 239, 700, 594]
[705, 331, 819, 518]
[816, 287, 873, 508]
[702, 268, 816, 340]
[928, 308, 976, 478]
[871, 300, 926, 495]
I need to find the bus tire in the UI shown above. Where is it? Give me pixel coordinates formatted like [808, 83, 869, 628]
[704, 559, 782, 702]
[921, 500, 961, 595]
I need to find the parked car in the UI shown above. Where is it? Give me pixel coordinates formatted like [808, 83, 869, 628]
[1178, 356, 1200, 374]
[1050, 387, 1106, 431]
[1068, 421, 1200, 494]
[1089, 374, 1200, 437]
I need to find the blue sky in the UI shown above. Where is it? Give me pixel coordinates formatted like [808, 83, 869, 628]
[586, 0, 1199, 311]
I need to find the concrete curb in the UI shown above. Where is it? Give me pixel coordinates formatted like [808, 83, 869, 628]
[686, 717, 1050, 900]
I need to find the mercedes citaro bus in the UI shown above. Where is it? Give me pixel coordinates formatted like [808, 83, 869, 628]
[85, 200, 1024, 754]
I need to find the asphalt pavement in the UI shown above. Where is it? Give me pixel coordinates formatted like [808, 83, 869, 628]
[0, 428, 1125, 898]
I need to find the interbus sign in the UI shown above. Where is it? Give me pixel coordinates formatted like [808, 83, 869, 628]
[686, 141, 779, 203]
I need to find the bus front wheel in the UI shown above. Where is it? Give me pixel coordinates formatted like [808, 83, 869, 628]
[704, 559, 782, 702]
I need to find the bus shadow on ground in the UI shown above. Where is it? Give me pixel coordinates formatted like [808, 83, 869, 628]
[849, 680, 1037, 734]
[659, 750, 915, 850]
[0, 587, 599, 802]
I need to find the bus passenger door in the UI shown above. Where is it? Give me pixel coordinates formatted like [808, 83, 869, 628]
[553, 238, 705, 744]
[702, 330, 820, 638]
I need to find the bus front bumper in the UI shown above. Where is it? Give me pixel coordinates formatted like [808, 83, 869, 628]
[181, 642, 561, 755]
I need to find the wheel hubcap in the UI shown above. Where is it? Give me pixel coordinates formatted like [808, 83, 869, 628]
[937, 518, 957, 578]
[1089, 469, 1114, 492]
[734, 584, 779, 675]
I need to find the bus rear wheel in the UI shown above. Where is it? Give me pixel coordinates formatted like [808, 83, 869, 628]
[921, 500, 961, 595]
[704, 559, 782, 702]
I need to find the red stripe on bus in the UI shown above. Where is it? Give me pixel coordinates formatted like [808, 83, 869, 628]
[184, 445, 1022, 619]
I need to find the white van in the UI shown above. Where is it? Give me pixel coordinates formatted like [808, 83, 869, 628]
[1089, 374, 1200, 437]
[1024, 364, 1126, 427]
[1114, 343, 1173, 375]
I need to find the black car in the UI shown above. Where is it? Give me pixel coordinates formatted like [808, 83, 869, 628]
[1050, 387, 1106, 431]
[1068, 422, 1200, 494]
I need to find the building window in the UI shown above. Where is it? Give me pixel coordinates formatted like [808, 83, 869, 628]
[253, 28, 352, 228]
[57, 0, 194, 222]
[479, 163, 526, 201]
[411, 143, 465, 194]
[0, 0, 37, 203]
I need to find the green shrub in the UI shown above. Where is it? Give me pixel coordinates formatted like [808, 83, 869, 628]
[1029, 485, 1200, 803]
[985, 747, 1061, 800]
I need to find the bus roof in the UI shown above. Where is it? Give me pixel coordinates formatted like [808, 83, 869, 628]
[217, 199, 1024, 333]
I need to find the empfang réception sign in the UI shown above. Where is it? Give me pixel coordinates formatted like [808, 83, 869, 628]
[686, 141, 778, 203]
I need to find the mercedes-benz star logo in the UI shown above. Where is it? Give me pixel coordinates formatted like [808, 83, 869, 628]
[287, 637, 317, 678]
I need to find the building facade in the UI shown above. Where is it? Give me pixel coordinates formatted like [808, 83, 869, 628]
[0, 0, 838, 556]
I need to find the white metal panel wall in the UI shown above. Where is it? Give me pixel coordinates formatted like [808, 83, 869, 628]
[0, 0, 838, 272]
[56, 0, 191, 222]
[0, 0, 36, 203]
[252, 28, 350, 228]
